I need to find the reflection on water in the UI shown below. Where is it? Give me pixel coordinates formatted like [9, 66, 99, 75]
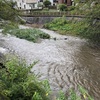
[0, 29, 100, 100]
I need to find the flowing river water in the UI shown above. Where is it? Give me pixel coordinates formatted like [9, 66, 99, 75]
[0, 28, 100, 99]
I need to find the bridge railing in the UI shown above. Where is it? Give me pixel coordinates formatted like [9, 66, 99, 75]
[20, 10, 76, 17]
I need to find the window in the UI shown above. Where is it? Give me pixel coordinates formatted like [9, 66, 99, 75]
[39, 0, 43, 2]
[24, 5, 26, 9]
[22, 0, 24, 3]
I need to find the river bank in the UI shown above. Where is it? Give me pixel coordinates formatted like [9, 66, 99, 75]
[43, 16, 100, 44]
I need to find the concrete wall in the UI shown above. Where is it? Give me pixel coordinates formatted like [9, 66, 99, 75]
[22, 16, 83, 24]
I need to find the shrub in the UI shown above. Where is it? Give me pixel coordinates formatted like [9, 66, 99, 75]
[79, 4, 100, 44]
[44, 17, 67, 29]
[43, 0, 51, 8]
[0, 56, 94, 100]
[44, 17, 88, 35]
[19, 20, 26, 25]
[2, 22, 18, 33]
[68, 6, 76, 11]
[58, 4, 67, 11]
[3, 28, 50, 42]
[0, 57, 50, 100]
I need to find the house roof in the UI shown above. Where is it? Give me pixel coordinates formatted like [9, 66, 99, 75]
[26, 0, 37, 3]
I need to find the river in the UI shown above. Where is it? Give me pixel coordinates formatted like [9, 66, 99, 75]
[0, 28, 100, 99]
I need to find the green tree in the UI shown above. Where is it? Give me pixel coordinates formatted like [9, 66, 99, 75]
[0, 0, 19, 21]
[43, 0, 51, 8]
[58, 4, 67, 11]
[79, 3, 100, 44]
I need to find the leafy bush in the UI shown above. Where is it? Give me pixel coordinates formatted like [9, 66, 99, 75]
[68, 6, 76, 11]
[69, 86, 94, 100]
[79, 22, 100, 43]
[44, 5, 100, 44]
[52, 17, 67, 25]
[79, 4, 100, 44]
[0, 56, 94, 100]
[2, 22, 18, 33]
[58, 4, 67, 11]
[19, 20, 26, 25]
[0, 57, 50, 100]
[3, 28, 50, 42]
[43, 0, 51, 8]
[44, 17, 68, 30]
[44, 17, 88, 35]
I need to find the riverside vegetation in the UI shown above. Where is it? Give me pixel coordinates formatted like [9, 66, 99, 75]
[44, 15, 100, 44]
[0, 57, 94, 100]
[0, 0, 19, 22]
[2, 22, 50, 42]
[0, 0, 97, 99]
[44, 1, 100, 44]
[1, 23, 94, 100]
[44, 17, 87, 35]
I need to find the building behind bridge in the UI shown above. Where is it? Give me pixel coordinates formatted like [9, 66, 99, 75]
[13, 0, 74, 10]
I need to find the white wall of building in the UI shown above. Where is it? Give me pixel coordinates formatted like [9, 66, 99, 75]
[13, 0, 37, 10]
[49, 0, 53, 5]
[26, 0, 39, 9]
[13, 0, 27, 9]
[13, 0, 57, 10]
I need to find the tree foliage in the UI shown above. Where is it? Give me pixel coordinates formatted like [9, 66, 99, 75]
[58, 4, 67, 11]
[43, 0, 51, 8]
[0, 0, 19, 21]
[79, 3, 100, 44]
